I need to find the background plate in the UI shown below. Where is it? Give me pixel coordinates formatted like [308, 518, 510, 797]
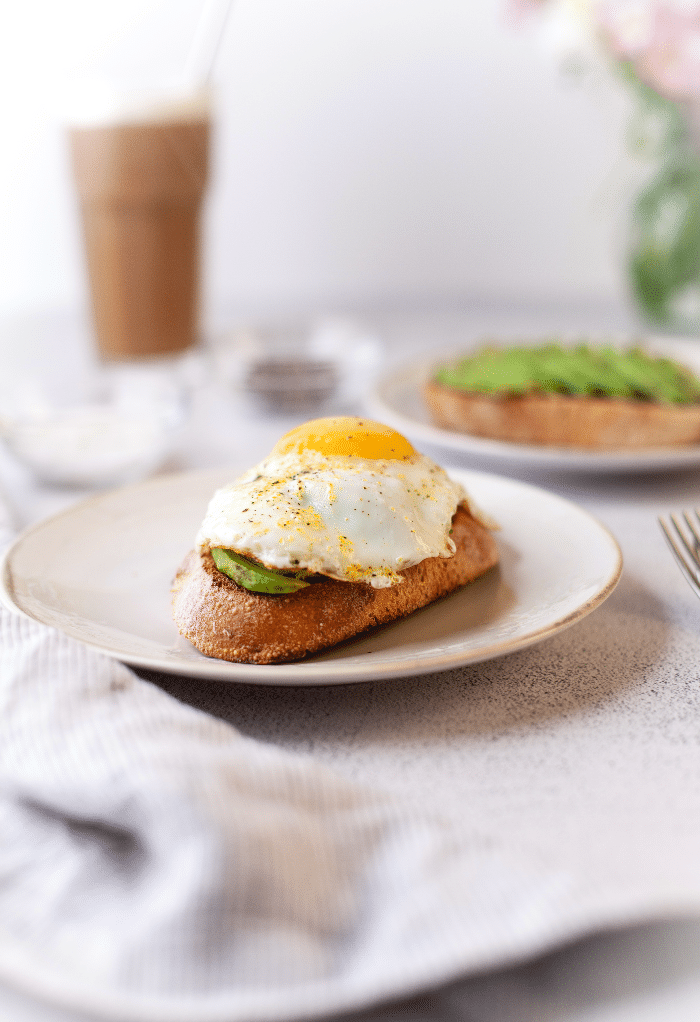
[0, 468, 622, 685]
[367, 336, 700, 473]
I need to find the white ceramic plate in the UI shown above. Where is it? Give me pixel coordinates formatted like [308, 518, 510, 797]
[0, 467, 622, 685]
[367, 336, 700, 473]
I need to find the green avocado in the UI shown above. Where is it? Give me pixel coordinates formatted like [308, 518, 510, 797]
[211, 547, 311, 594]
[434, 342, 700, 405]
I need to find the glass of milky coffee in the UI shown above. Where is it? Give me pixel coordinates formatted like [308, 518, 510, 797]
[68, 85, 210, 361]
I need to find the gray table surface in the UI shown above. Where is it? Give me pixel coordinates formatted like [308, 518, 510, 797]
[4, 306, 700, 1022]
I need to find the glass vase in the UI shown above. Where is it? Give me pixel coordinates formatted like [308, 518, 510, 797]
[627, 91, 700, 335]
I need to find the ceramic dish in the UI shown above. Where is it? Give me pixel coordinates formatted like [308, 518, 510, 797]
[367, 336, 700, 473]
[0, 467, 622, 685]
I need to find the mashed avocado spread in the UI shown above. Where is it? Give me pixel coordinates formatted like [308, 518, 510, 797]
[434, 343, 700, 405]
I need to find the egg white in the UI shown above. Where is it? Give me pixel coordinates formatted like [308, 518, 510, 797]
[196, 449, 469, 587]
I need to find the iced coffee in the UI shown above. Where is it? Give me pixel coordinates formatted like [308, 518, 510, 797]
[69, 94, 210, 360]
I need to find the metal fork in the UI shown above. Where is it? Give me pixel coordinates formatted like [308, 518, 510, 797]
[659, 509, 700, 600]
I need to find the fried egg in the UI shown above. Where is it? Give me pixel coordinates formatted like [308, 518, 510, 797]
[196, 416, 473, 588]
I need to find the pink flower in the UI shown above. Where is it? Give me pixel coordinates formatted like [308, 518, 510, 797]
[505, 0, 552, 24]
[594, 3, 700, 100]
[509, 1, 700, 99]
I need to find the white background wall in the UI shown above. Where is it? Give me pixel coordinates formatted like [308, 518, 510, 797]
[0, 0, 640, 329]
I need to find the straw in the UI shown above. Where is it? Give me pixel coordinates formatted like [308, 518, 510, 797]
[183, 0, 236, 85]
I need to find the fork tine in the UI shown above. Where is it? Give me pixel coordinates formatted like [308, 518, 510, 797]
[669, 513, 700, 569]
[659, 514, 700, 601]
[682, 508, 700, 555]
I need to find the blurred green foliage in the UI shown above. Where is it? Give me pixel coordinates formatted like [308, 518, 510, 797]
[625, 66, 700, 332]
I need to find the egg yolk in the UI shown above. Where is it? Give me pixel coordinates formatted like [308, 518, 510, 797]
[271, 417, 416, 460]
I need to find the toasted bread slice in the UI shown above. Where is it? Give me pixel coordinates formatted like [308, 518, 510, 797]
[424, 379, 700, 450]
[172, 505, 498, 664]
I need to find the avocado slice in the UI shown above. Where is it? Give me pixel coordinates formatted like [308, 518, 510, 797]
[435, 342, 700, 404]
[211, 547, 311, 594]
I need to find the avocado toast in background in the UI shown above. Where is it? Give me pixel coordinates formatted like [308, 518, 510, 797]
[424, 342, 700, 450]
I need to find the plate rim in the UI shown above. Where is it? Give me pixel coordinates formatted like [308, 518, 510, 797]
[367, 336, 700, 473]
[0, 467, 623, 685]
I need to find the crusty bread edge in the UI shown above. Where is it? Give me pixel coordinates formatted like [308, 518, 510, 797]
[424, 379, 700, 450]
[171, 505, 499, 664]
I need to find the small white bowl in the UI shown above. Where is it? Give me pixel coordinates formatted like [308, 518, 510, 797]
[0, 361, 188, 488]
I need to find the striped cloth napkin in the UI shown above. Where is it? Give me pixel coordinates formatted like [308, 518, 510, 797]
[0, 507, 582, 1022]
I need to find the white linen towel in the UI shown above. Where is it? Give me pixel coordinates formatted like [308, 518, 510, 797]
[0, 604, 594, 1022]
